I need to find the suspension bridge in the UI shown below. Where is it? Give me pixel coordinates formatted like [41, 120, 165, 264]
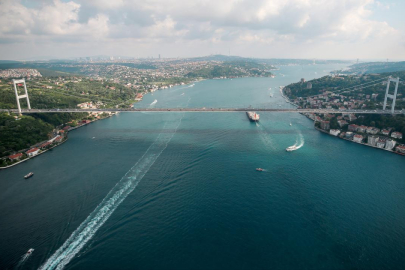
[4, 76, 404, 115]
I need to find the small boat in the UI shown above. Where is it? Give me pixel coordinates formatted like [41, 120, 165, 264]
[256, 168, 264, 172]
[286, 145, 298, 152]
[24, 172, 34, 179]
[26, 248, 34, 255]
[290, 123, 292, 126]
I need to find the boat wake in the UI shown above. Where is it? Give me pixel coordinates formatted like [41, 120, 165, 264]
[150, 99, 157, 106]
[39, 114, 186, 270]
[287, 133, 304, 151]
[16, 250, 34, 269]
[255, 122, 275, 150]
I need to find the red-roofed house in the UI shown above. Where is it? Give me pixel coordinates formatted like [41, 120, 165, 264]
[9, 153, 23, 161]
[391, 132, 403, 139]
[26, 148, 39, 157]
[40, 141, 52, 149]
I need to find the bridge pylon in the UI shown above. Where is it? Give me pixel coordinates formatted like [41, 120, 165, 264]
[383, 77, 399, 113]
[12, 78, 31, 115]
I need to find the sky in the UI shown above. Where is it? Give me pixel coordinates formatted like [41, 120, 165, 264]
[0, 0, 404, 61]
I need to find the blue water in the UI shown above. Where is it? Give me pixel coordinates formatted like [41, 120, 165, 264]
[1, 64, 405, 270]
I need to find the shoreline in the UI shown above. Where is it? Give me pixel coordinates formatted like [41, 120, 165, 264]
[280, 86, 405, 157]
[0, 114, 116, 170]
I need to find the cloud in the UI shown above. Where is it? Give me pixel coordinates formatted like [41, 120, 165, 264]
[0, 0, 403, 59]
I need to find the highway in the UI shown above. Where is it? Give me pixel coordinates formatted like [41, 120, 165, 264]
[1, 108, 404, 114]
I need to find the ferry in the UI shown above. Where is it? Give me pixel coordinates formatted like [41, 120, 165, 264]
[24, 172, 34, 179]
[256, 168, 264, 172]
[246, 111, 260, 122]
[286, 145, 298, 152]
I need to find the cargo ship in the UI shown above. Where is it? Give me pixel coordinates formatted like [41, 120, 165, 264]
[246, 111, 259, 122]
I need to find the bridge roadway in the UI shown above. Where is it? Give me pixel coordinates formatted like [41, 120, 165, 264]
[1, 108, 404, 114]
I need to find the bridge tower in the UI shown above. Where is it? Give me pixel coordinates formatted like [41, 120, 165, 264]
[383, 77, 399, 113]
[13, 78, 31, 115]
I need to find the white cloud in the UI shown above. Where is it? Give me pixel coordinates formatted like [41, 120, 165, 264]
[0, 0, 403, 59]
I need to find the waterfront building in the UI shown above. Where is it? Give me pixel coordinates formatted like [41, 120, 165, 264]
[353, 134, 364, 143]
[396, 145, 405, 154]
[345, 132, 354, 139]
[391, 132, 403, 139]
[376, 138, 387, 149]
[385, 140, 397, 150]
[8, 153, 23, 161]
[330, 129, 341, 136]
[368, 136, 379, 146]
[26, 148, 40, 157]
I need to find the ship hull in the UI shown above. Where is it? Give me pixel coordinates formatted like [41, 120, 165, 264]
[246, 111, 259, 122]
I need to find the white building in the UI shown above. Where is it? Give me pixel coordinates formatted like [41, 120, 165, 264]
[330, 129, 341, 136]
[391, 132, 403, 139]
[26, 148, 39, 157]
[353, 134, 363, 143]
[385, 139, 397, 150]
[367, 136, 379, 146]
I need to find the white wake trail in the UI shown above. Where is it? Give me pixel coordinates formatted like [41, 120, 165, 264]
[294, 132, 305, 149]
[39, 114, 185, 270]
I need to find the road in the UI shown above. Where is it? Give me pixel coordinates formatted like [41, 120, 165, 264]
[1, 108, 404, 114]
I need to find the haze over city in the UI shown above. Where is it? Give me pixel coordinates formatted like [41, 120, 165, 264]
[1, 0, 405, 60]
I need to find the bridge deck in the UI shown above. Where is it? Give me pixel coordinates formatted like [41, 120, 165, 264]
[1, 108, 404, 114]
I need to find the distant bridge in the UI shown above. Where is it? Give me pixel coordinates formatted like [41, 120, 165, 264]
[1, 108, 404, 114]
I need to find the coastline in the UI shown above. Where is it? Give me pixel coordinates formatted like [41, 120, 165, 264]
[0, 113, 116, 170]
[280, 86, 405, 157]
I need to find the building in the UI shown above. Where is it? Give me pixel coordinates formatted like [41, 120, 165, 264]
[320, 120, 330, 130]
[348, 124, 358, 132]
[368, 136, 379, 146]
[337, 120, 348, 127]
[357, 125, 367, 133]
[54, 135, 63, 143]
[385, 139, 397, 150]
[40, 141, 52, 149]
[391, 132, 403, 139]
[306, 82, 312, 89]
[396, 145, 405, 154]
[330, 129, 340, 136]
[345, 132, 354, 139]
[26, 148, 39, 157]
[353, 134, 363, 143]
[376, 138, 386, 149]
[381, 129, 390, 136]
[9, 153, 23, 161]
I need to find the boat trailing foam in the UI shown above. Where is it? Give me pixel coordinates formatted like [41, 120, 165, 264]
[39, 114, 185, 270]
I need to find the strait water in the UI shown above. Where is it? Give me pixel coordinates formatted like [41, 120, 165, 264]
[1, 64, 405, 270]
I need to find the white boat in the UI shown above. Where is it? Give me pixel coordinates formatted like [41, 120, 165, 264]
[290, 123, 292, 126]
[24, 172, 34, 179]
[269, 93, 274, 97]
[26, 248, 34, 255]
[286, 145, 299, 152]
[150, 99, 157, 105]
